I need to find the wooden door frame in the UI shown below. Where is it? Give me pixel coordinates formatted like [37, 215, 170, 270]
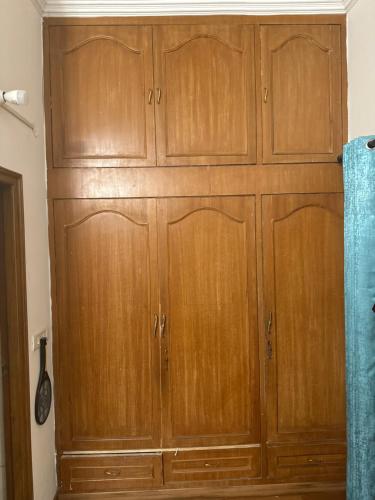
[0, 166, 34, 499]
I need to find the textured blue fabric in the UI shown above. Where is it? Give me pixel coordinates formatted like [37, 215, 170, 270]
[343, 136, 375, 500]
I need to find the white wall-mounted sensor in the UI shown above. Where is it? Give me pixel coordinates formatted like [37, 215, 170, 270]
[0, 89, 29, 105]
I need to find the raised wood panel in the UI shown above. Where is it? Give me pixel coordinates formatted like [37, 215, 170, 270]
[158, 197, 259, 447]
[267, 444, 346, 481]
[163, 447, 261, 484]
[49, 26, 156, 167]
[261, 25, 343, 163]
[154, 25, 256, 166]
[59, 454, 163, 493]
[54, 199, 160, 450]
[262, 194, 346, 444]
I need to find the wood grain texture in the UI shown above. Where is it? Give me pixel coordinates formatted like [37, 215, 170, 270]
[45, 13, 349, 498]
[267, 444, 346, 482]
[157, 197, 260, 448]
[56, 481, 345, 499]
[163, 448, 261, 484]
[54, 199, 161, 450]
[261, 25, 343, 163]
[44, 16, 347, 171]
[49, 26, 156, 167]
[262, 194, 346, 444]
[47, 164, 344, 200]
[154, 25, 256, 165]
[59, 454, 162, 493]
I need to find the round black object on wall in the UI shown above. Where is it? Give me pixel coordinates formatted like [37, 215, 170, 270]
[35, 337, 52, 425]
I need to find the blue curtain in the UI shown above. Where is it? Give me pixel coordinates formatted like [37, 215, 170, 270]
[343, 136, 375, 500]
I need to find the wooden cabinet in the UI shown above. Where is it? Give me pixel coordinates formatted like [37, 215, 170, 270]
[53, 199, 161, 450]
[262, 193, 346, 444]
[260, 25, 343, 163]
[153, 25, 257, 166]
[49, 26, 156, 167]
[267, 443, 346, 481]
[59, 454, 163, 493]
[46, 14, 347, 500]
[157, 197, 259, 447]
[47, 23, 257, 168]
[163, 447, 261, 484]
[53, 195, 260, 452]
[46, 21, 346, 169]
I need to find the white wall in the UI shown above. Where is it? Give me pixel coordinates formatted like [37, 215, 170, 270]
[348, 0, 375, 139]
[0, 0, 56, 499]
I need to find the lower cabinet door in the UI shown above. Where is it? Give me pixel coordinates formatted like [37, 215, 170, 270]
[267, 444, 346, 481]
[59, 454, 162, 493]
[163, 447, 261, 485]
[157, 196, 260, 448]
[54, 199, 161, 451]
[262, 194, 346, 444]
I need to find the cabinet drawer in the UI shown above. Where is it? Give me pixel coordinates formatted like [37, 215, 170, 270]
[268, 444, 346, 480]
[163, 447, 261, 484]
[59, 454, 162, 493]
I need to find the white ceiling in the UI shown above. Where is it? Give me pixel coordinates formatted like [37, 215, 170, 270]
[31, 0, 359, 17]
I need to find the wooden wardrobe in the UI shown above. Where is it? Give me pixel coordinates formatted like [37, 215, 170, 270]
[44, 14, 348, 499]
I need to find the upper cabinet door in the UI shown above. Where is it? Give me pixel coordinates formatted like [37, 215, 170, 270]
[54, 199, 161, 451]
[154, 25, 257, 166]
[262, 194, 346, 444]
[261, 25, 343, 164]
[157, 196, 259, 448]
[49, 26, 156, 167]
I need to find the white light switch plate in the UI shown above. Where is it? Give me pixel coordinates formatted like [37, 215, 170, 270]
[32, 329, 48, 351]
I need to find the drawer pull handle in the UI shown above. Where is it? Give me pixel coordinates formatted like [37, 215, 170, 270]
[104, 469, 121, 477]
[204, 463, 211, 467]
[307, 458, 322, 464]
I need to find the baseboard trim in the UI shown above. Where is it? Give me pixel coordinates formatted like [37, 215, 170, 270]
[57, 481, 345, 499]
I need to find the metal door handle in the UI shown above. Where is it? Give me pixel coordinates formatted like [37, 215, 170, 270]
[160, 314, 166, 337]
[267, 311, 272, 336]
[156, 88, 162, 104]
[266, 311, 273, 359]
[264, 88, 269, 103]
[152, 313, 158, 337]
[148, 89, 153, 104]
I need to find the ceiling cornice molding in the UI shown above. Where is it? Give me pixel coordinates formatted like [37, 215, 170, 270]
[344, 0, 360, 11]
[29, 0, 46, 16]
[42, 0, 353, 18]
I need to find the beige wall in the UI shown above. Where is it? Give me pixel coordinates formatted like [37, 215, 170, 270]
[348, 0, 375, 139]
[0, 0, 56, 499]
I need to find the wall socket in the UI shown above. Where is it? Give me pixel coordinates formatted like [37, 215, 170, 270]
[32, 329, 48, 351]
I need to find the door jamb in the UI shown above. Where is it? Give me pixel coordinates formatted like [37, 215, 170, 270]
[0, 166, 34, 499]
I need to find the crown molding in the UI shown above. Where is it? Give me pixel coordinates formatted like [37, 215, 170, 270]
[29, 0, 46, 16]
[41, 0, 353, 17]
[344, 0, 360, 11]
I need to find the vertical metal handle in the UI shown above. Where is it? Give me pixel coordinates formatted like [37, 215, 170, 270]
[267, 312, 272, 336]
[156, 88, 162, 104]
[264, 88, 269, 104]
[160, 314, 166, 337]
[266, 311, 273, 359]
[148, 89, 153, 104]
[152, 314, 158, 337]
